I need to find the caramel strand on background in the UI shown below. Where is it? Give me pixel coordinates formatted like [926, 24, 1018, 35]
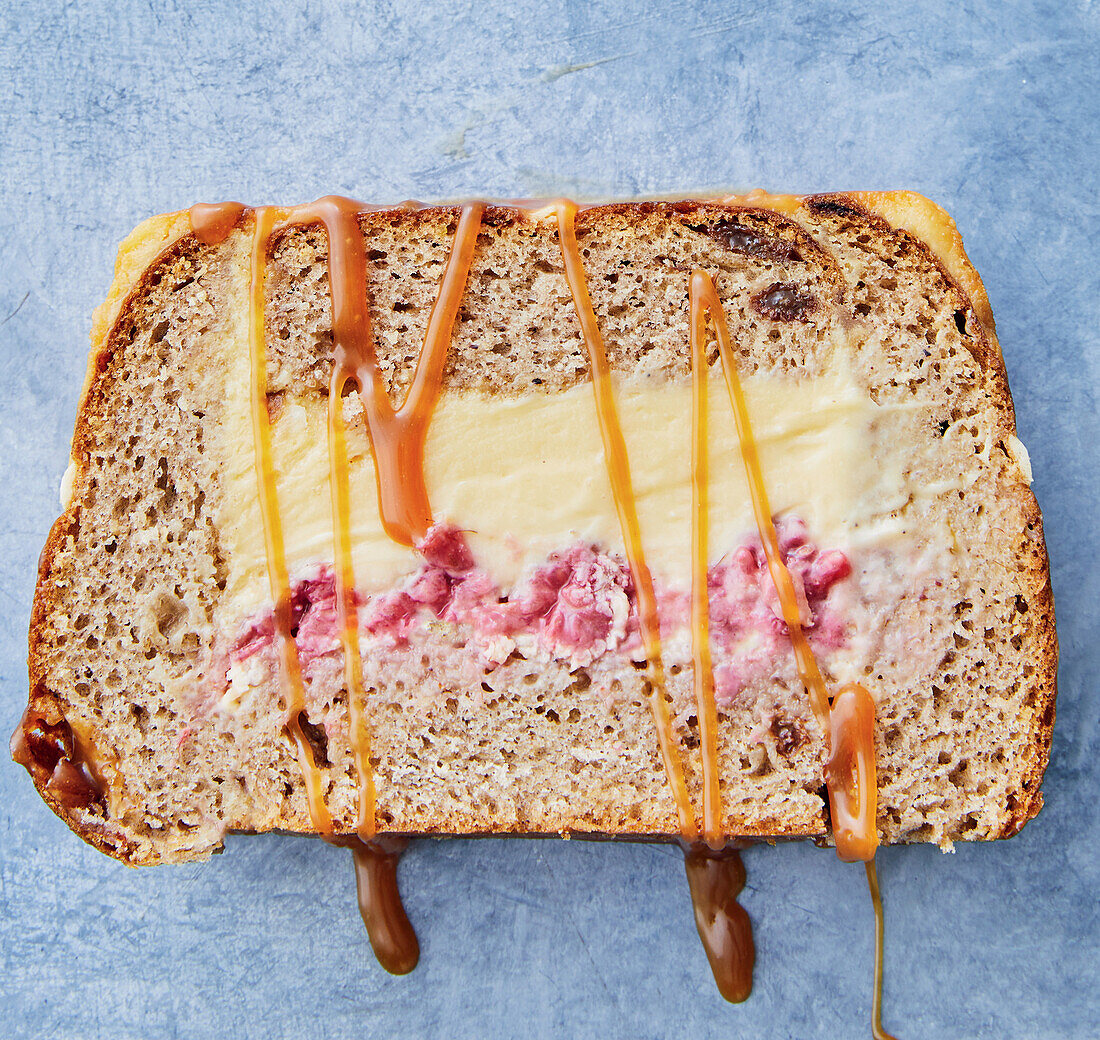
[348, 837, 420, 974]
[552, 199, 696, 839]
[683, 844, 755, 1003]
[865, 858, 899, 1040]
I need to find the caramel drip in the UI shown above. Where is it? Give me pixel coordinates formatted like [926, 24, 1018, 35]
[865, 858, 899, 1040]
[348, 836, 420, 975]
[683, 844, 754, 1003]
[690, 269, 879, 863]
[246, 206, 333, 835]
[10, 707, 104, 811]
[552, 199, 695, 838]
[189, 202, 248, 245]
[827, 683, 879, 862]
[241, 197, 482, 968]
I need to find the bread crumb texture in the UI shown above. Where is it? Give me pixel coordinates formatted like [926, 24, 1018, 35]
[24, 195, 1056, 864]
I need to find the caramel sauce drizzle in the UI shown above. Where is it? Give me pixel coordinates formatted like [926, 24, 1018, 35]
[291, 197, 484, 840]
[187, 196, 891, 1019]
[226, 198, 483, 971]
[551, 199, 696, 839]
[688, 274, 725, 848]
[689, 269, 879, 864]
[289, 196, 485, 548]
[246, 205, 333, 837]
[701, 266, 829, 727]
[326, 378, 376, 838]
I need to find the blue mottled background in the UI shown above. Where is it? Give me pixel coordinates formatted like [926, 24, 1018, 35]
[1, 1, 1097, 1037]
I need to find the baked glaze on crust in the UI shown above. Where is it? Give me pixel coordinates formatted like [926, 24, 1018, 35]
[19, 192, 1057, 864]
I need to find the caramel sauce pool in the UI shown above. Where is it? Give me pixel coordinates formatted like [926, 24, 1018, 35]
[348, 837, 420, 976]
[683, 844, 754, 1003]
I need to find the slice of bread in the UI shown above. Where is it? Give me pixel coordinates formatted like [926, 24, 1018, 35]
[14, 193, 1056, 867]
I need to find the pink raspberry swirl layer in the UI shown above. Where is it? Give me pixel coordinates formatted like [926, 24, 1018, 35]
[220, 517, 851, 707]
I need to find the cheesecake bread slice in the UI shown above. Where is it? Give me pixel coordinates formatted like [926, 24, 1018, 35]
[15, 193, 1056, 867]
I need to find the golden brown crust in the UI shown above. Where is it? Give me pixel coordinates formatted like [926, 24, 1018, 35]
[25, 226, 202, 863]
[994, 492, 1058, 838]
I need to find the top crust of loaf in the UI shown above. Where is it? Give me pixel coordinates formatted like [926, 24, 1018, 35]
[20, 192, 1057, 864]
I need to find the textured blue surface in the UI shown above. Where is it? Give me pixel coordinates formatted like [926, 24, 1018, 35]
[1, 1, 1097, 1037]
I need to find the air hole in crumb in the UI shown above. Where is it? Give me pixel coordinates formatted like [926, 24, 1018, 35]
[295, 712, 330, 767]
[266, 391, 286, 423]
[771, 717, 806, 756]
[683, 715, 700, 750]
[948, 760, 968, 787]
[152, 591, 186, 639]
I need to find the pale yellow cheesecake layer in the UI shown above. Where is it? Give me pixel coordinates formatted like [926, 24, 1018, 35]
[217, 352, 936, 620]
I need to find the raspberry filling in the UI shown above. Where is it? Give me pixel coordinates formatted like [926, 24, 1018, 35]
[223, 517, 851, 707]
